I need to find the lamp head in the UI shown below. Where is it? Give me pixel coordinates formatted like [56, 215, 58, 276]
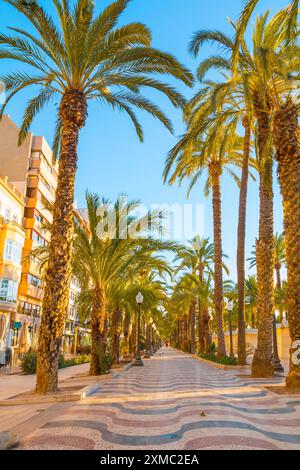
[136, 292, 144, 304]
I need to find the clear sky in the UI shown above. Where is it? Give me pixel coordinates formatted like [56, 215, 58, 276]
[0, 0, 288, 280]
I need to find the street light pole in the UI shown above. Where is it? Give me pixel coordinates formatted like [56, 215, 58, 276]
[133, 292, 144, 367]
[272, 313, 284, 373]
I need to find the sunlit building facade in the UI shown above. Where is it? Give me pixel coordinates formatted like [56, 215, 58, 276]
[0, 115, 90, 357]
[0, 174, 25, 356]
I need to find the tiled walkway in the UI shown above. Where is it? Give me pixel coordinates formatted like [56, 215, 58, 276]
[16, 348, 300, 450]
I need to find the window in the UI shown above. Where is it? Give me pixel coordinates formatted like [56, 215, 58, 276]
[32, 230, 47, 247]
[68, 306, 76, 318]
[4, 240, 22, 264]
[34, 211, 43, 224]
[28, 273, 42, 288]
[21, 302, 41, 317]
[0, 279, 18, 303]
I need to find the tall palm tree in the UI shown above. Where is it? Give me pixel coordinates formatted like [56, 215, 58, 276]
[0, 0, 193, 392]
[110, 273, 168, 363]
[164, 109, 243, 357]
[74, 193, 177, 375]
[174, 236, 227, 353]
[274, 233, 286, 290]
[273, 98, 300, 390]
[188, 29, 256, 365]
[246, 275, 258, 329]
[234, 0, 299, 387]
[233, 0, 298, 69]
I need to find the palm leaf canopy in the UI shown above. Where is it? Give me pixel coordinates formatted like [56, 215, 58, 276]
[0, 0, 193, 153]
[232, 0, 299, 70]
[73, 192, 180, 312]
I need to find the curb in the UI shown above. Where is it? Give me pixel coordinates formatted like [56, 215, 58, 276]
[0, 363, 133, 406]
[192, 354, 250, 371]
[0, 431, 19, 450]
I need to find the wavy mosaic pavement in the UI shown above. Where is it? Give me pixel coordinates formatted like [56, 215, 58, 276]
[17, 348, 300, 450]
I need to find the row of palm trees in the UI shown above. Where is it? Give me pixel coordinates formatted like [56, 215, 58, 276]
[33, 192, 172, 378]
[72, 193, 175, 377]
[0, 0, 193, 393]
[164, 1, 299, 391]
[166, 234, 288, 357]
[0, 0, 298, 393]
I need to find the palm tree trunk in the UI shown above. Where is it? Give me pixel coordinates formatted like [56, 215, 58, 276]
[111, 308, 122, 364]
[210, 162, 226, 357]
[275, 264, 284, 321]
[274, 100, 300, 392]
[198, 300, 205, 354]
[189, 301, 196, 354]
[131, 320, 137, 357]
[252, 104, 274, 378]
[275, 266, 281, 290]
[90, 287, 107, 376]
[123, 311, 130, 356]
[203, 309, 210, 353]
[35, 91, 87, 393]
[237, 116, 251, 365]
[145, 324, 151, 355]
[251, 308, 256, 329]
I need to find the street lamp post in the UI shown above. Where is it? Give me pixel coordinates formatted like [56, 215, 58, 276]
[227, 301, 234, 358]
[133, 292, 144, 367]
[272, 313, 284, 373]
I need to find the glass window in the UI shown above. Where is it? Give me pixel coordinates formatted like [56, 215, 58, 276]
[34, 212, 43, 223]
[28, 273, 42, 288]
[4, 240, 22, 264]
[32, 230, 47, 247]
[0, 279, 18, 303]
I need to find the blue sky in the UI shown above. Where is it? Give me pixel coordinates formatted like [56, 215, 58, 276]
[0, 0, 288, 279]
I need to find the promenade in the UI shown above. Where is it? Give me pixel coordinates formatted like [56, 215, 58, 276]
[12, 348, 300, 450]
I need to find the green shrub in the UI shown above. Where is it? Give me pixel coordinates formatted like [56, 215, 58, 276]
[199, 352, 238, 366]
[20, 352, 91, 375]
[98, 352, 112, 375]
[20, 351, 37, 375]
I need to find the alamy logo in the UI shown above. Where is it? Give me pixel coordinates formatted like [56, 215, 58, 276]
[291, 340, 300, 366]
[95, 196, 205, 241]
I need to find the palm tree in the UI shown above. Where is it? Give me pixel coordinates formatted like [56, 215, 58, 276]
[233, 0, 298, 69]
[274, 100, 300, 390]
[0, 0, 193, 392]
[174, 236, 227, 353]
[246, 275, 258, 329]
[234, 0, 299, 386]
[110, 273, 168, 363]
[274, 233, 286, 290]
[74, 193, 178, 375]
[164, 108, 243, 357]
[188, 30, 256, 365]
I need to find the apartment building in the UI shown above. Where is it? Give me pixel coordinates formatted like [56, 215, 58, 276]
[0, 115, 89, 355]
[0, 175, 25, 353]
